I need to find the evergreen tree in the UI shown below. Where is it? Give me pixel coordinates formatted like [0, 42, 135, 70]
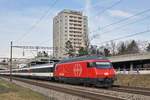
[118, 42, 127, 55]
[98, 46, 105, 56]
[147, 43, 150, 52]
[78, 47, 88, 56]
[43, 51, 48, 57]
[104, 48, 111, 57]
[96, 49, 104, 55]
[127, 40, 139, 53]
[64, 40, 75, 58]
[90, 45, 97, 54]
[37, 51, 48, 57]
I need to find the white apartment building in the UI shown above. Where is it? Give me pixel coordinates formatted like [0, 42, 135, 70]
[53, 9, 88, 59]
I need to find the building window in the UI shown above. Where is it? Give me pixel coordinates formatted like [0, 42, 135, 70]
[69, 23, 73, 25]
[78, 17, 82, 19]
[78, 21, 82, 23]
[69, 16, 73, 18]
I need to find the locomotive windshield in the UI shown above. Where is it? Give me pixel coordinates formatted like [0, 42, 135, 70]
[95, 62, 112, 69]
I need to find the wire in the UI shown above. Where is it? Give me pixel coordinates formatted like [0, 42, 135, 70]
[95, 0, 122, 16]
[16, 0, 59, 42]
[96, 30, 150, 45]
[91, 8, 150, 33]
[90, 8, 150, 41]
[97, 15, 150, 36]
[38, 39, 52, 45]
[89, 0, 123, 39]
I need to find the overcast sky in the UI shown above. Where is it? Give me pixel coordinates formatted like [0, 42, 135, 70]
[0, 0, 150, 58]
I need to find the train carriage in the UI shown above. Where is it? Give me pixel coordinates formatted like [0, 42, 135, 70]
[0, 62, 55, 80]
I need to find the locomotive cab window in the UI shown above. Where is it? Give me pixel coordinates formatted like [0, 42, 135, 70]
[95, 62, 112, 69]
[87, 62, 95, 67]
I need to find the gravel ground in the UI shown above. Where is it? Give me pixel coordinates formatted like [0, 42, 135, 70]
[1, 77, 89, 100]
[36, 80, 150, 100]
[1, 77, 150, 100]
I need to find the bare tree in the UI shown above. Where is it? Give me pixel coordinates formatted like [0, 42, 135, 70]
[126, 40, 139, 54]
[147, 43, 150, 52]
[110, 41, 116, 56]
[117, 42, 127, 55]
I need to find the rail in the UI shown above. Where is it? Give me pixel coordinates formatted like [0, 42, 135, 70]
[1, 76, 125, 100]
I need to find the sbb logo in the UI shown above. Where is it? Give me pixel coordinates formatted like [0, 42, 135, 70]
[73, 64, 82, 76]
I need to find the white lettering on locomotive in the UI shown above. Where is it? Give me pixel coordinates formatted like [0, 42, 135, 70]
[59, 73, 64, 76]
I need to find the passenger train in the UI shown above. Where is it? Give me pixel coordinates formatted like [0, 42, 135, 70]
[0, 55, 116, 87]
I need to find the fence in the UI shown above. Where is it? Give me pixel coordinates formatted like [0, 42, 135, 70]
[115, 68, 150, 74]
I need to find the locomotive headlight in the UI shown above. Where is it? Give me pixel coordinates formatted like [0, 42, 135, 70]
[104, 73, 109, 76]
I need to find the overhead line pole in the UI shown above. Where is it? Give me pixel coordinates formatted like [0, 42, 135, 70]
[10, 41, 13, 82]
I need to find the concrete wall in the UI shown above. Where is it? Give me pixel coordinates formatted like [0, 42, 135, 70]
[108, 52, 150, 63]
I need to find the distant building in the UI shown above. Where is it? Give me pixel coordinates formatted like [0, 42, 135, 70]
[53, 9, 88, 59]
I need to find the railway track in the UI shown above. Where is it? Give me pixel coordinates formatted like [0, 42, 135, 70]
[113, 85, 150, 91]
[38, 80, 150, 97]
[110, 85, 150, 96]
[0, 76, 125, 100]
[1, 76, 150, 99]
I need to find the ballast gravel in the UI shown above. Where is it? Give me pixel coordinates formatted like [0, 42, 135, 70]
[1, 77, 150, 100]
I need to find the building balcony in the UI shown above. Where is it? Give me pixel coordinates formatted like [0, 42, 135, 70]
[69, 27, 82, 30]
[69, 30, 82, 33]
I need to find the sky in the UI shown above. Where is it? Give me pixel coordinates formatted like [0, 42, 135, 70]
[0, 0, 150, 58]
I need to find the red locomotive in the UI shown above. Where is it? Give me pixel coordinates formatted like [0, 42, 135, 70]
[54, 55, 116, 87]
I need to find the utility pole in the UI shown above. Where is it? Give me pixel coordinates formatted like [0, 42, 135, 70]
[10, 41, 13, 82]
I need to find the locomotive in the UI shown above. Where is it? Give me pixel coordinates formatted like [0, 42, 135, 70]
[0, 55, 116, 87]
[54, 55, 116, 87]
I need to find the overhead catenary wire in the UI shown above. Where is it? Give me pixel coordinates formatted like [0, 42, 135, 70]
[95, 29, 150, 45]
[24, 0, 122, 44]
[97, 15, 150, 36]
[17, 0, 121, 45]
[89, 0, 123, 40]
[16, 0, 59, 42]
[80, 0, 121, 14]
[94, 0, 123, 16]
[91, 8, 150, 34]
[16, 0, 123, 45]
